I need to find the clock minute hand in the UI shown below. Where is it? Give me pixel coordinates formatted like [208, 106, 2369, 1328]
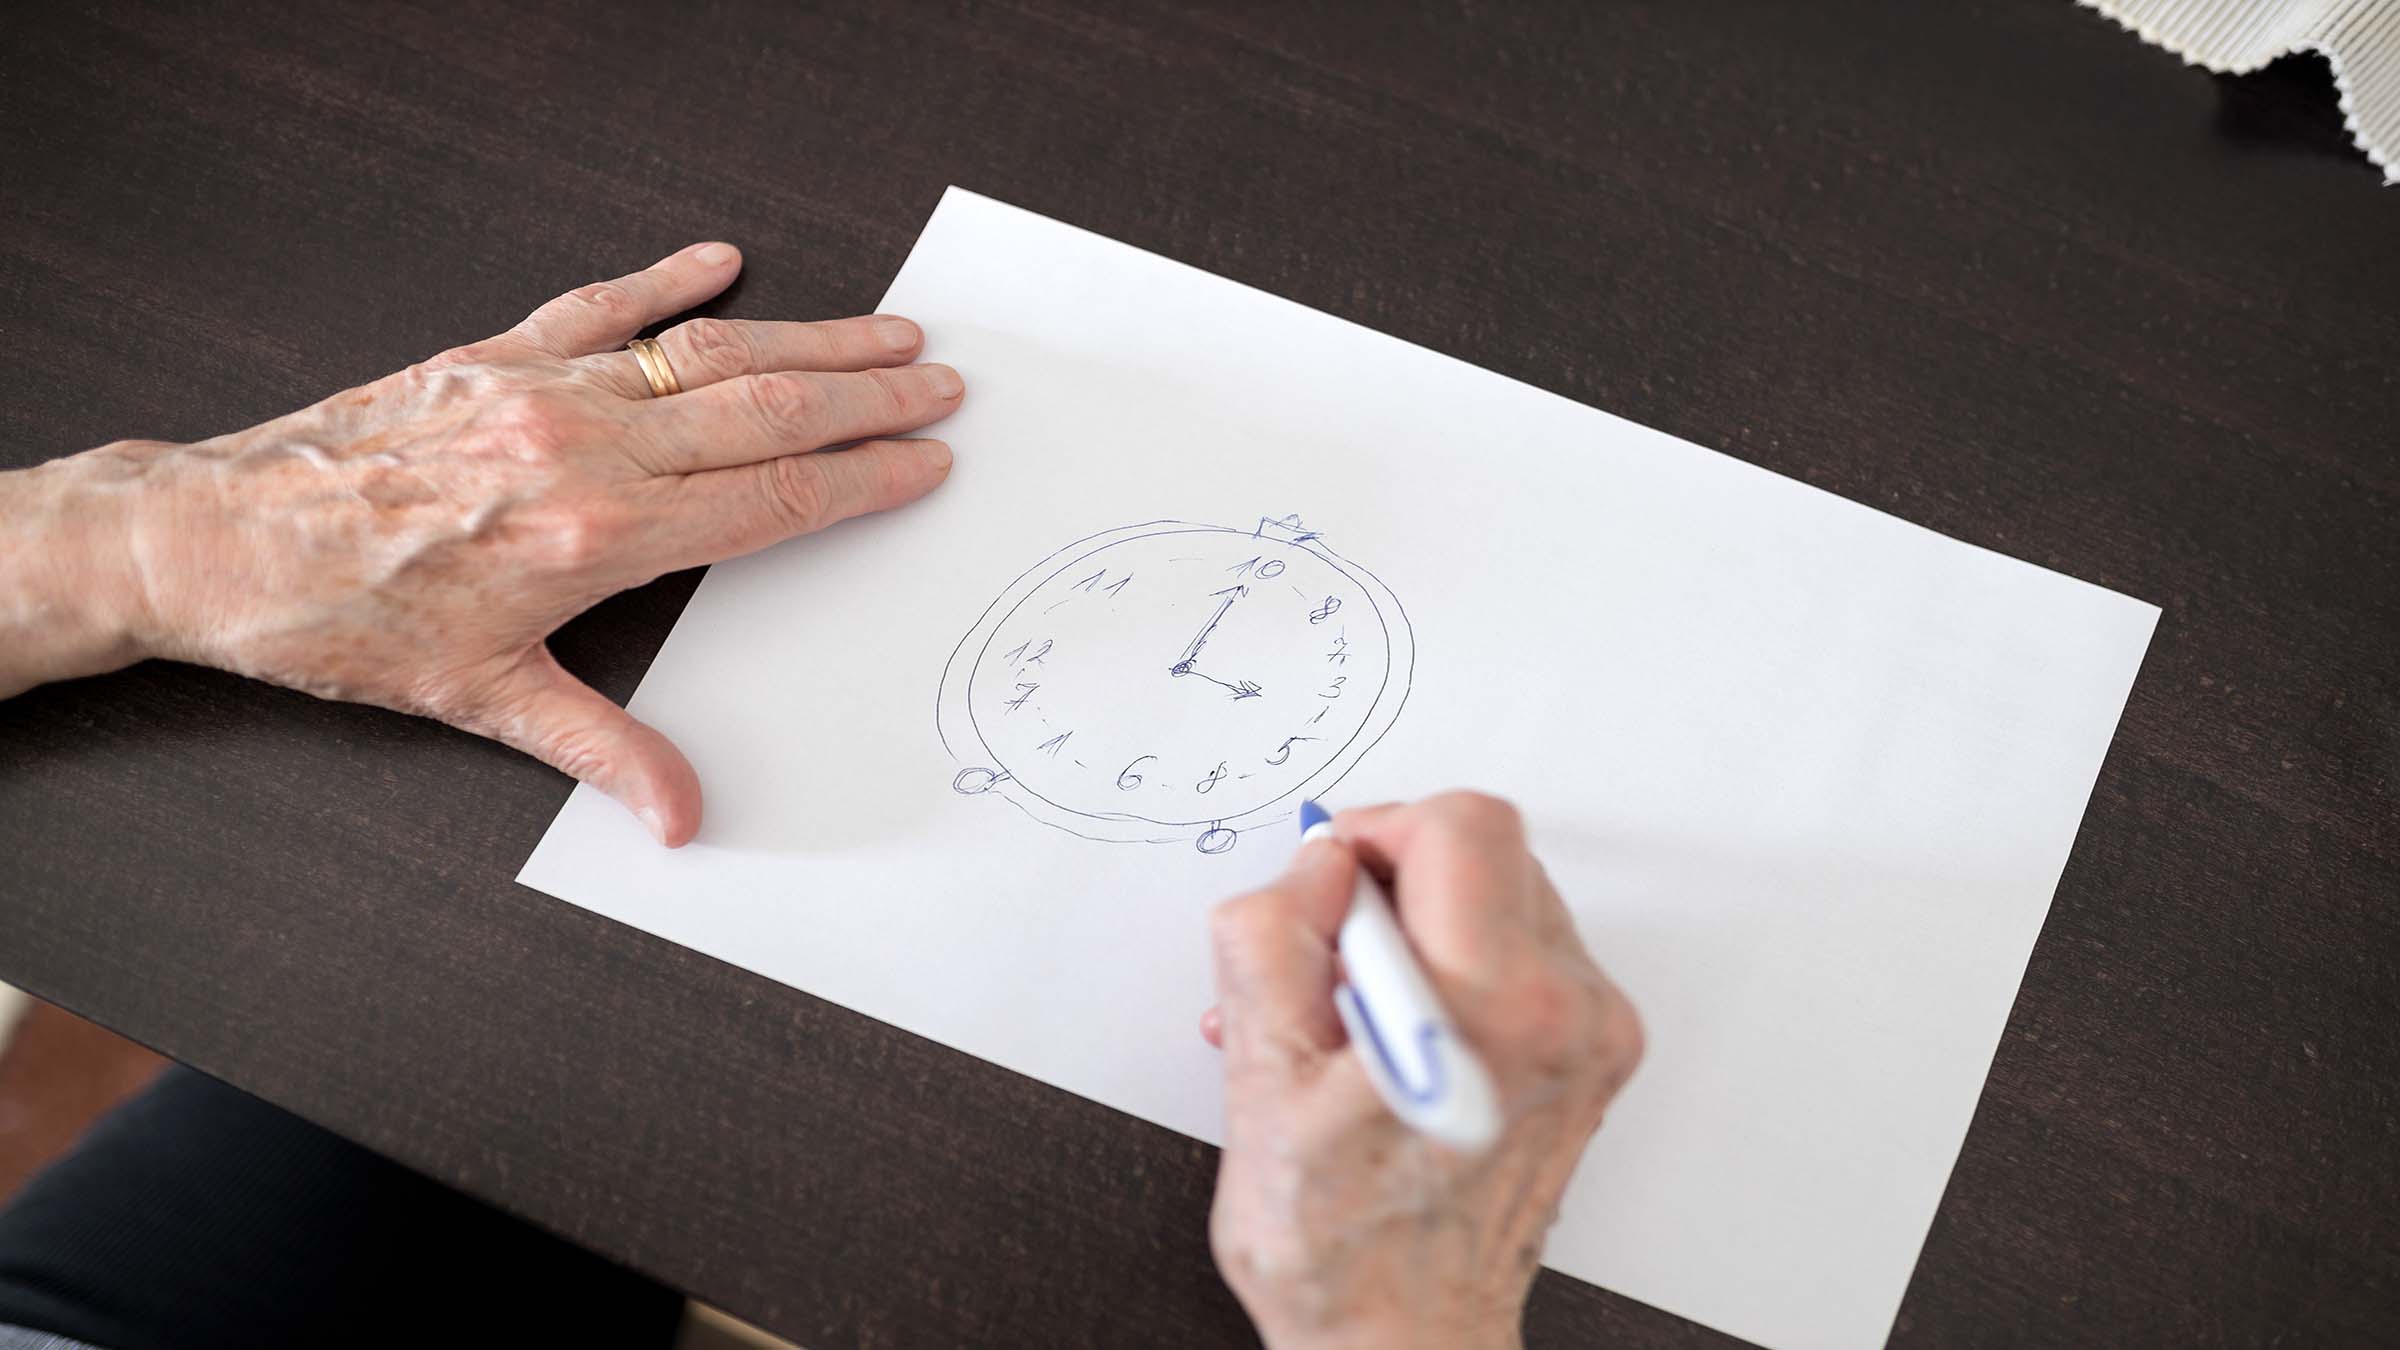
[1168, 585, 1247, 676]
[1182, 669, 1266, 700]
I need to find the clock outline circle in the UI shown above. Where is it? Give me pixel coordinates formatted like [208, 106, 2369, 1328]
[936, 519, 1414, 848]
[969, 529, 1380, 825]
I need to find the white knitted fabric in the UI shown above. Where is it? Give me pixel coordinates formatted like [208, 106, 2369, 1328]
[2078, 0, 2400, 181]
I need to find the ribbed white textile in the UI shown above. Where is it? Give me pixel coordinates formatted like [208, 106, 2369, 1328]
[2080, 0, 2400, 181]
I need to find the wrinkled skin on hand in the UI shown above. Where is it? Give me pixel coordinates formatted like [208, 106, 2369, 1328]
[1203, 793, 1644, 1350]
[30, 242, 962, 844]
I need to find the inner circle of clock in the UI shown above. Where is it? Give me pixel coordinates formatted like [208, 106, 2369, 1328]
[963, 527, 1392, 829]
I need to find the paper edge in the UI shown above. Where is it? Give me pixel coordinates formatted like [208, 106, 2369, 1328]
[915, 186, 2165, 628]
[517, 185, 2176, 1350]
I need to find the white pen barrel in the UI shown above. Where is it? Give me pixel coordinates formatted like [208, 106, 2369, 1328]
[1338, 880, 1448, 1093]
[1328, 856, 1503, 1152]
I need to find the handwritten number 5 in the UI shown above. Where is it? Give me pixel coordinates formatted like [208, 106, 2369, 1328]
[1265, 735, 1317, 766]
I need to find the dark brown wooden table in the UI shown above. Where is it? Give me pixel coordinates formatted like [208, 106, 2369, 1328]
[3, 2, 2394, 1345]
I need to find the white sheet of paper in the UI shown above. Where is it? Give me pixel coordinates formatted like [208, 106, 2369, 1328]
[520, 188, 2157, 1350]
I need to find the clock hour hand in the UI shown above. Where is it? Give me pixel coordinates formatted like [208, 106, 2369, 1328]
[1168, 585, 1247, 676]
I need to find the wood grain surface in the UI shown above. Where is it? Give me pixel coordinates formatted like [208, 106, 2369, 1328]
[2, 2, 2394, 1346]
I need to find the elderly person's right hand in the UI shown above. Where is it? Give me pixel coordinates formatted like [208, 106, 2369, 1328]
[1203, 792, 1643, 1350]
[0, 242, 961, 845]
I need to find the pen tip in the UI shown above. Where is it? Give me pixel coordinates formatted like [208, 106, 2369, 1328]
[1298, 799, 1330, 835]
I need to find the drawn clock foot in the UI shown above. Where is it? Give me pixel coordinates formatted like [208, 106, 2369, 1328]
[1196, 825, 1237, 855]
[953, 767, 1008, 794]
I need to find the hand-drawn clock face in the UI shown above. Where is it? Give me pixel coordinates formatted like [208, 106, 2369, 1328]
[937, 515, 1413, 853]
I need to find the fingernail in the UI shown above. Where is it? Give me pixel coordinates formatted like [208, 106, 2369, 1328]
[635, 805, 667, 844]
[921, 363, 963, 399]
[920, 439, 954, 471]
[693, 242, 737, 266]
[875, 317, 920, 351]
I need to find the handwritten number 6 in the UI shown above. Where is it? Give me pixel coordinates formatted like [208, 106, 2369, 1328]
[1118, 755, 1157, 790]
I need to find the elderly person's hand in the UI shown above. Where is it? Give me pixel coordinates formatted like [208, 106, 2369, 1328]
[1204, 792, 1643, 1350]
[0, 243, 960, 844]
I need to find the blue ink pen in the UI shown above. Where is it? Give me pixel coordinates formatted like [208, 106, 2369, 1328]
[1301, 800, 1502, 1152]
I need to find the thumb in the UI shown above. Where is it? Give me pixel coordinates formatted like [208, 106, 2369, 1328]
[454, 647, 702, 847]
[1206, 837, 1358, 1073]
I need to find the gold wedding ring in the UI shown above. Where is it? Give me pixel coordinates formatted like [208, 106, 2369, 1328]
[626, 336, 682, 398]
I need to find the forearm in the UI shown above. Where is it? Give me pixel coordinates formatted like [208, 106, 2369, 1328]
[0, 447, 157, 699]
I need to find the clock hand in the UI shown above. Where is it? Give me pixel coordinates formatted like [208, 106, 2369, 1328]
[1168, 585, 1247, 676]
[1181, 669, 1265, 700]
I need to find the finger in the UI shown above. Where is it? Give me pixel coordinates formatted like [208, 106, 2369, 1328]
[632, 438, 953, 573]
[1199, 1005, 1224, 1049]
[627, 362, 962, 475]
[1207, 838, 1358, 1078]
[584, 314, 924, 398]
[496, 242, 744, 360]
[1528, 858, 1591, 955]
[451, 647, 703, 847]
[1333, 792, 1543, 985]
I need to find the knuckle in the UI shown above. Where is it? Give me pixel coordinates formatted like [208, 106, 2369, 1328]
[760, 454, 833, 532]
[564, 279, 640, 324]
[861, 365, 915, 415]
[482, 392, 573, 460]
[1505, 971, 1581, 1062]
[540, 720, 616, 784]
[857, 444, 913, 499]
[1593, 989, 1646, 1082]
[403, 355, 478, 393]
[1434, 789, 1524, 843]
[676, 317, 752, 380]
[743, 372, 826, 437]
[526, 502, 622, 570]
[1208, 892, 1274, 952]
[1207, 896, 1250, 945]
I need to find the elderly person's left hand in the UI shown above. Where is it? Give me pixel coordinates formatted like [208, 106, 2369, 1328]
[0, 242, 962, 844]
